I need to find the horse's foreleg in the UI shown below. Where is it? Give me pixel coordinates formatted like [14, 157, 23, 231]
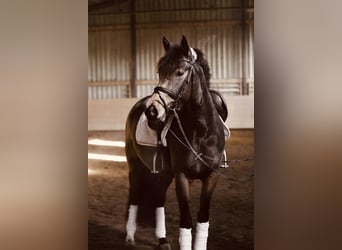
[194, 172, 220, 250]
[194, 221, 209, 250]
[175, 172, 192, 250]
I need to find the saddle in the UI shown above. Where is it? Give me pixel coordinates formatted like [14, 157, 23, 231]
[210, 89, 228, 122]
[136, 89, 230, 147]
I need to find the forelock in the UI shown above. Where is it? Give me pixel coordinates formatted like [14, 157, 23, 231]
[157, 46, 211, 86]
[157, 45, 184, 78]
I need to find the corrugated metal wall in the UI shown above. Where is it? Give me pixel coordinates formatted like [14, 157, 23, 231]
[88, 28, 131, 98]
[88, 0, 254, 99]
[246, 20, 254, 94]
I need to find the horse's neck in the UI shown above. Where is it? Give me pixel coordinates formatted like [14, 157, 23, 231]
[173, 87, 224, 160]
[183, 88, 219, 137]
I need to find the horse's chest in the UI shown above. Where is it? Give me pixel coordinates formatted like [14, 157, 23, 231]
[169, 124, 224, 178]
[187, 160, 209, 177]
[182, 144, 221, 178]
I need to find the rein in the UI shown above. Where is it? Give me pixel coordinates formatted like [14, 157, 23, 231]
[153, 59, 194, 112]
[152, 59, 253, 181]
[168, 109, 254, 182]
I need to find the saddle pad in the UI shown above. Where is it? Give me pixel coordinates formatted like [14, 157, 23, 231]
[135, 112, 230, 147]
[135, 113, 159, 147]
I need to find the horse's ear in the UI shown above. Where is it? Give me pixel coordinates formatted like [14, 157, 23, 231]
[180, 35, 190, 56]
[162, 37, 171, 51]
[181, 35, 197, 61]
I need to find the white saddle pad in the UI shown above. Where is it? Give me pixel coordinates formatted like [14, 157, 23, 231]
[135, 112, 230, 147]
[135, 113, 159, 147]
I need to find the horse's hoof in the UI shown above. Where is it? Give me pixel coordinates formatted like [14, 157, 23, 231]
[125, 239, 135, 247]
[156, 238, 171, 250]
[125, 236, 135, 247]
[156, 243, 171, 250]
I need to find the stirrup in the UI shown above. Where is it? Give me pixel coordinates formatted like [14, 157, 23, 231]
[152, 150, 159, 173]
[220, 150, 229, 168]
[152, 141, 163, 174]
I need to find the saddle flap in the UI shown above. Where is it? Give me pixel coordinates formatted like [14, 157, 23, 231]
[135, 112, 172, 147]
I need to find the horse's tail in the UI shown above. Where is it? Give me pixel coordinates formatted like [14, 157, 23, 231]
[125, 98, 156, 227]
[126, 168, 172, 228]
[125, 98, 172, 228]
[125, 171, 164, 227]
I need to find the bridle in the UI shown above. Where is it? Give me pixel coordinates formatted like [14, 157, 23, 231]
[149, 58, 254, 181]
[153, 59, 195, 112]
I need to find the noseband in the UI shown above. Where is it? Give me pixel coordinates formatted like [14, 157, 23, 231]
[153, 59, 195, 111]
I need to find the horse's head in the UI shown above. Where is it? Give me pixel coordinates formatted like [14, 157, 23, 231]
[145, 36, 210, 126]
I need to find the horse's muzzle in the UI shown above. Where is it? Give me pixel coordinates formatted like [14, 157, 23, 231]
[145, 104, 165, 131]
[145, 105, 158, 121]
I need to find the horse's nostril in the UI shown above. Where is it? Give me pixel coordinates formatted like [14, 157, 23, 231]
[145, 105, 158, 120]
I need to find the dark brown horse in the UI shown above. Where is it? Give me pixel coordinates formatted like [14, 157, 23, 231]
[125, 36, 228, 250]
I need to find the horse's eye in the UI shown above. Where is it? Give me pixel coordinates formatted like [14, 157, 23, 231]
[175, 70, 184, 77]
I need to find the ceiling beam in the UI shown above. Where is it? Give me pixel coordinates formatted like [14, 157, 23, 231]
[88, 0, 128, 12]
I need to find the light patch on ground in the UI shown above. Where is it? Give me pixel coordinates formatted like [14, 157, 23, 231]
[88, 139, 125, 147]
[88, 153, 127, 162]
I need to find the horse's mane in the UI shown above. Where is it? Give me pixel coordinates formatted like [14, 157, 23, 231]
[157, 45, 211, 88]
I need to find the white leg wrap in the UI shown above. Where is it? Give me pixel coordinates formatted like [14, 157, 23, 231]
[194, 222, 209, 250]
[179, 228, 192, 250]
[155, 207, 166, 239]
[125, 205, 138, 240]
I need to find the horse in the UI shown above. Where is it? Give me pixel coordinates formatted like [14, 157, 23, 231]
[124, 35, 228, 250]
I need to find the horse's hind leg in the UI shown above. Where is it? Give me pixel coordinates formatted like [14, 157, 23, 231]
[194, 172, 220, 250]
[125, 204, 138, 246]
[155, 207, 171, 250]
[175, 172, 192, 250]
[125, 158, 142, 246]
[154, 182, 172, 250]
